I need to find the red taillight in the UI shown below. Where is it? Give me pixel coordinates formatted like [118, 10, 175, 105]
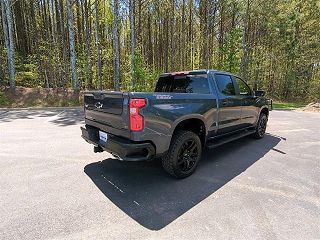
[129, 98, 146, 131]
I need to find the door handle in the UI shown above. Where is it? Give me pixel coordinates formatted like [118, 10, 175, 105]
[221, 99, 228, 106]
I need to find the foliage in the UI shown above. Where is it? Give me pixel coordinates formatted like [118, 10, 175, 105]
[15, 60, 39, 87]
[0, 91, 11, 106]
[0, 0, 319, 102]
[129, 50, 158, 92]
[223, 27, 243, 73]
[273, 101, 306, 109]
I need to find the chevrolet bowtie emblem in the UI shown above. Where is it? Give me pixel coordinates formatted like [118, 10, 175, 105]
[95, 102, 103, 109]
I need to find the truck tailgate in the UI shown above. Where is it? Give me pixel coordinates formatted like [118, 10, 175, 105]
[84, 91, 130, 138]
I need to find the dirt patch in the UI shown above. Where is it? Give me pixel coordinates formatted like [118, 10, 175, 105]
[0, 87, 83, 108]
[297, 101, 320, 112]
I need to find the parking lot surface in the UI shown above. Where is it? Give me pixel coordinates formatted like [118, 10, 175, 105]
[0, 108, 319, 239]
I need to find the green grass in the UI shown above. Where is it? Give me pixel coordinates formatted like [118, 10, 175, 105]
[273, 101, 306, 109]
[0, 92, 12, 106]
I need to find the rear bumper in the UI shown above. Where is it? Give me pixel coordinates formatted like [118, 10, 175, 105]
[81, 125, 155, 161]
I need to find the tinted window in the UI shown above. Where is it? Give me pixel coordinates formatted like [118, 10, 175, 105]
[215, 74, 235, 95]
[155, 74, 210, 94]
[235, 77, 251, 95]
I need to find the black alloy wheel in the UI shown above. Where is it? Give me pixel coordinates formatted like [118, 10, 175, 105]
[253, 113, 268, 139]
[177, 139, 199, 173]
[162, 130, 202, 178]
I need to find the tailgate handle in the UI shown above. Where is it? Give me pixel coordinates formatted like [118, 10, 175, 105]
[93, 93, 104, 100]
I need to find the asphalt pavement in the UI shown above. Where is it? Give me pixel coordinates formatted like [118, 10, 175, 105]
[0, 108, 319, 239]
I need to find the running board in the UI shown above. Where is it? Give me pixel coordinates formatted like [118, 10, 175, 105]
[206, 129, 255, 149]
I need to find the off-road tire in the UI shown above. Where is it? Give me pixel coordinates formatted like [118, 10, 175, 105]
[253, 113, 268, 139]
[162, 130, 202, 178]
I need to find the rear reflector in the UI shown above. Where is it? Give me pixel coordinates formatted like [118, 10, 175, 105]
[129, 98, 146, 131]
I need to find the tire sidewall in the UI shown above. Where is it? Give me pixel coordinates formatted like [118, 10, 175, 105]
[256, 113, 268, 138]
[171, 132, 202, 177]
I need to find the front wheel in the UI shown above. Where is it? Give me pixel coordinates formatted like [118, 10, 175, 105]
[162, 130, 202, 178]
[253, 113, 268, 139]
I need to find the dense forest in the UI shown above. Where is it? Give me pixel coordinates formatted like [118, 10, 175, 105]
[0, 0, 319, 101]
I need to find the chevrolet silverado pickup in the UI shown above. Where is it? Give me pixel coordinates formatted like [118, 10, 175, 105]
[81, 70, 272, 178]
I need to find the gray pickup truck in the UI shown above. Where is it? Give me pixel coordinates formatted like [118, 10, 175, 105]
[81, 69, 272, 178]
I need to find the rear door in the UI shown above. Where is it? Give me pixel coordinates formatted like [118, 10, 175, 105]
[213, 74, 242, 135]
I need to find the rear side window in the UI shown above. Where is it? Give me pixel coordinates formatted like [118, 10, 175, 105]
[155, 74, 210, 94]
[214, 74, 236, 96]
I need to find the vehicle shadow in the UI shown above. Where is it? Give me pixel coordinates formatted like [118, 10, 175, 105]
[84, 133, 282, 230]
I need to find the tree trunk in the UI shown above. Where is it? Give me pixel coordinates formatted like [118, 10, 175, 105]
[199, 0, 207, 68]
[240, 0, 250, 80]
[218, 0, 224, 70]
[129, 0, 135, 86]
[76, 0, 82, 48]
[188, 0, 193, 69]
[164, 13, 169, 72]
[57, 0, 68, 87]
[67, 0, 79, 89]
[1, 0, 16, 89]
[137, 0, 142, 47]
[112, 0, 120, 91]
[84, 0, 93, 89]
[13, 0, 28, 59]
[0, 50, 3, 85]
[50, 0, 58, 87]
[147, 14, 153, 69]
[181, 0, 185, 70]
[29, 1, 43, 86]
[95, 0, 102, 90]
[170, 0, 175, 71]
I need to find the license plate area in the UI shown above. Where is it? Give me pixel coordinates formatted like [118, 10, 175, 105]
[99, 130, 108, 143]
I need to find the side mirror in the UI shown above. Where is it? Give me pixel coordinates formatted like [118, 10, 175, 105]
[254, 90, 265, 97]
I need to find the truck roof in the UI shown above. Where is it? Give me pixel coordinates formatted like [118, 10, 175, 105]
[160, 69, 239, 77]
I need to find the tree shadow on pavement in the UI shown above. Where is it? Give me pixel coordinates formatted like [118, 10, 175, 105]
[0, 108, 84, 126]
[48, 108, 84, 126]
[0, 109, 57, 122]
[84, 133, 282, 230]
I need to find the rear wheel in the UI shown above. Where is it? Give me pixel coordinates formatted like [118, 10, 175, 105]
[253, 113, 268, 139]
[162, 130, 202, 178]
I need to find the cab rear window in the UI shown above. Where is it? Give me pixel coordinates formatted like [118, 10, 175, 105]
[155, 74, 210, 94]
